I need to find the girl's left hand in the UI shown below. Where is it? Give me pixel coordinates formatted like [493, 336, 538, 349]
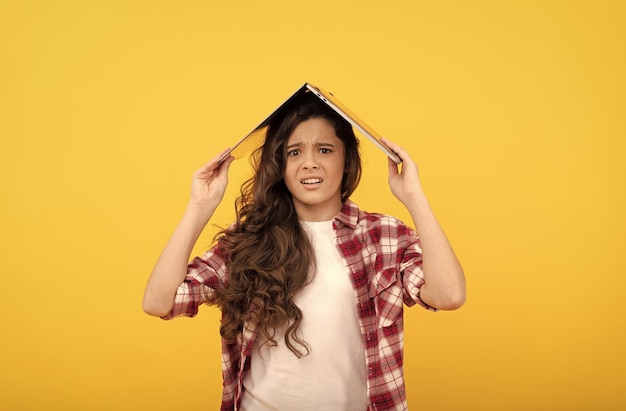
[381, 137, 424, 204]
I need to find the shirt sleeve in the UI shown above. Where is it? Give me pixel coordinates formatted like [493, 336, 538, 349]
[160, 244, 229, 320]
[397, 224, 438, 312]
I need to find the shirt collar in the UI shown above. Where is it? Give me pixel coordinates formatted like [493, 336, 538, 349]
[334, 199, 359, 229]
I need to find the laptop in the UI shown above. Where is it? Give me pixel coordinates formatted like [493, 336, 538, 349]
[219, 83, 401, 164]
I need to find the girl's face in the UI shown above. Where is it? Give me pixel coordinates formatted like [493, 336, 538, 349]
[283, 118, 345, 222]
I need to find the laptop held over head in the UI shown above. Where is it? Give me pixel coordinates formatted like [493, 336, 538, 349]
[219, 83, 401, 164]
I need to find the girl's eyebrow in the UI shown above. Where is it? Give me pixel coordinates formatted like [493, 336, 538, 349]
[286, 142, 336, 149]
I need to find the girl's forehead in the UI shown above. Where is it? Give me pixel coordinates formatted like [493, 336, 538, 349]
[287, 118, 341, 145]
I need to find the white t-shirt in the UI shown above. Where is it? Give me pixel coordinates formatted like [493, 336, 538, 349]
[240, 220, 367, 411]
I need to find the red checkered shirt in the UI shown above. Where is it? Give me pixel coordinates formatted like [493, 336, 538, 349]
[162, 200, 436, 410]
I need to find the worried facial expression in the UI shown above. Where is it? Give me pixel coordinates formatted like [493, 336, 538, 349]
[283, 118, 346, 222]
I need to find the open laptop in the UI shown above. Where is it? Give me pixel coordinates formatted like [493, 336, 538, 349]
[219, 83, 401, 164]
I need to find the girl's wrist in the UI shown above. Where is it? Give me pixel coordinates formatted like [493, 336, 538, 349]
[185, 202, 216, 225]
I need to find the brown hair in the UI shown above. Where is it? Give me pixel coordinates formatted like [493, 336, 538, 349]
[213, 91, 361, 356]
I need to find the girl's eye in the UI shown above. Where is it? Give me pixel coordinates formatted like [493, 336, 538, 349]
[287, 149, 300, 156]
[320, 148, 332, 154]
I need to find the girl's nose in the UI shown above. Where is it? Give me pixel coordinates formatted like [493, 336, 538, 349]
[302, 151, 319, 169]
[303, 162, 319, 170]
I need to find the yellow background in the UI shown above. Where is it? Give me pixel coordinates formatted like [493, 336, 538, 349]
[1, 1, 625, 410]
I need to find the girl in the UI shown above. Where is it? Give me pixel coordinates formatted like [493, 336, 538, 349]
[143, 91, 465, 411]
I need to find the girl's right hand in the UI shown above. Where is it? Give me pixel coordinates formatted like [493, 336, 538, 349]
[189, 148, 234, 209]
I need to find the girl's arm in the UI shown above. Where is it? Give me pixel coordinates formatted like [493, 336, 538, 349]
[142, 149, 234, 317]
[382, 138, 466, 310]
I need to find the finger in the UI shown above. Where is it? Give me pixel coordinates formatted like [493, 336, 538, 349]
[387, 157, 399, 176]
[208, 148, 232, 167]
[381, 137, 410, 162]
[220, 154, 235, 169]
[195, 148, 232, 174]
[214, 155, 234, 178]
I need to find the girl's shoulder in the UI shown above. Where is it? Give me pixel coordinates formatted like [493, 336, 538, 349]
[345, 201, 412, 234]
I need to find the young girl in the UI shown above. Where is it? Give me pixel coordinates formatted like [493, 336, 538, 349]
[143, 92, 466, 411]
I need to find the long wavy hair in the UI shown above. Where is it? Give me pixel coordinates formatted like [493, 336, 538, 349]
[212, 90, 361, 357]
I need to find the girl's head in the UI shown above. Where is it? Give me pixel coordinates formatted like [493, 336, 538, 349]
[252, 91, 362, 208]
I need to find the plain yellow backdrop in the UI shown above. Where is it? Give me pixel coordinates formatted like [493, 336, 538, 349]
[1, 1, 625, 410]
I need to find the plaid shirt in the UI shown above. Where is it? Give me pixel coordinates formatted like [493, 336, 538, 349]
[163, 200, 435, 410]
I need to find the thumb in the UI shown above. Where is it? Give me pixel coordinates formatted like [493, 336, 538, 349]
[387, 157, 400, 178]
